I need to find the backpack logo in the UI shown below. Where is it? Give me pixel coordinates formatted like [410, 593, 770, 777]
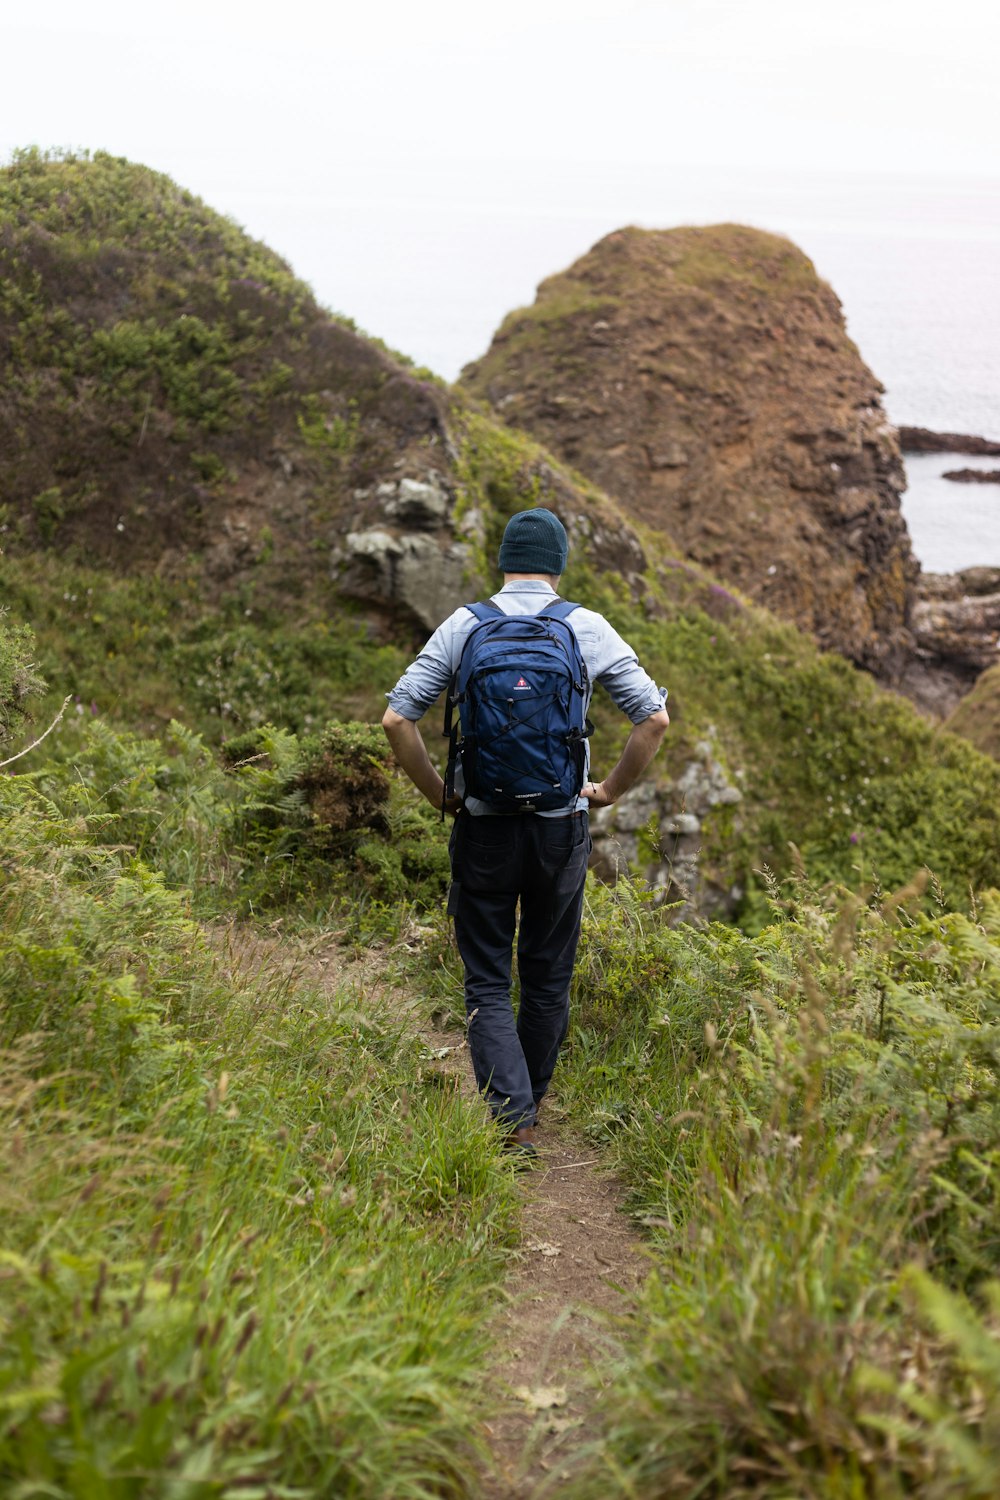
[514, 677, 530, 689]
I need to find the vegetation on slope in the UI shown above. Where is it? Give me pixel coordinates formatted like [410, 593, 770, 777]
[0, 610, 45, 749]
[4, 154, 1000, 1498]
[3, 150, 999, 918]
[0, 146, 446, 594]
[1, 636, 517, 1495]
[947, 662, 1000, 761]
[414, 872, 1000, 1496]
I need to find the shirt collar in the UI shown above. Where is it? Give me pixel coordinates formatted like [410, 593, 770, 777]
[497, 580, 558, 594]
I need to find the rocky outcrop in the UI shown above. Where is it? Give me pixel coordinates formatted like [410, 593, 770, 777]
[333, 473, 484, 631]
[899, 568, 1000, 716]
[461, 225, 919, 681]
[943, 469, 1000, 484]
[590, 734, 745, 923]
[899, 427, 1000, 456]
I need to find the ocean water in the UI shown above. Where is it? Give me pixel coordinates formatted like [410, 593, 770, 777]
[902, 455, 1000, 573]
[232, 161, 1000, 573]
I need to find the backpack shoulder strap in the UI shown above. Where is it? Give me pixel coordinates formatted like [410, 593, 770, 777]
[464, 600, 504, 624]
[441, 600, 503, 818]
[538, 597, 581, 623]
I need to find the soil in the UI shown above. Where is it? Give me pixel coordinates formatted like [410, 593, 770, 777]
[215, 921, 646, 1498]
[476, 1118, 644, 1497]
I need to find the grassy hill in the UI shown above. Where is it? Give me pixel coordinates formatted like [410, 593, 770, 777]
[3, 151, 1000, 1498]
[4, 157, 1000, 919]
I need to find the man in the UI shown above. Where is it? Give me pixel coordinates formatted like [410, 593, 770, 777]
[382, 507, 669, 1158]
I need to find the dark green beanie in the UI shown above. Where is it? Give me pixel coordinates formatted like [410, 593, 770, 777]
[498, 508, 568, 575]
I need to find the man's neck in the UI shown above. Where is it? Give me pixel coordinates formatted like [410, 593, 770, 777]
[502, 573, 561, 588]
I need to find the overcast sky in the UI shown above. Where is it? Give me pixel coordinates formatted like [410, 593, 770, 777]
[4, 0, 1000, 389]
[6, 0, 998, 179]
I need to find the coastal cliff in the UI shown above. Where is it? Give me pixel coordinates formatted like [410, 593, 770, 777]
[4, 151, 1000, 920]
[461, 225, 918, 680]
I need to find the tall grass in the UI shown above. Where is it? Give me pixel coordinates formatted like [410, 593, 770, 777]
[0, 783, 518, 1496]
[551, 877, 1000, 1497]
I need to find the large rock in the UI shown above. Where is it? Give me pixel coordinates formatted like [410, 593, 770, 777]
[461, 225, 918, 681]
[332, 472, 480, 631]
[899, 567, 1000, 716]
[590, 734, 745, 923]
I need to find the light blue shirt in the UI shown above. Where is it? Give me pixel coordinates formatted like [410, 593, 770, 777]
[386, 580, 668, 815]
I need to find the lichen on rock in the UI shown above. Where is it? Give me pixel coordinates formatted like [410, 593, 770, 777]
[590, 733, 744, 923]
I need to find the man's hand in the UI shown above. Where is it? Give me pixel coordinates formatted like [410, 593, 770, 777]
[581, 708, 670, 808]
[581, 779, 614, 808]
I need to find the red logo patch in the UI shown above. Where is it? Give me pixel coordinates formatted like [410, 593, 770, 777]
[515, 677, 530, 689]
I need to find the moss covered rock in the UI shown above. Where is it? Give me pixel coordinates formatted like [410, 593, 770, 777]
[947, 663, 1000, 761]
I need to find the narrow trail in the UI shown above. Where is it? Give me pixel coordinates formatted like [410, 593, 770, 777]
[423, 1019, 645, 1498]
[213, 922, 646, 1498]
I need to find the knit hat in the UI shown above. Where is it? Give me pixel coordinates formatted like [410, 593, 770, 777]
[498, 508, 568, 576]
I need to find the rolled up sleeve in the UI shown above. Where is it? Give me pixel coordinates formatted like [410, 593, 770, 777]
[572, 609, 668, 724]
[598, 652, 668, 723]
[385, 609, 472, 721]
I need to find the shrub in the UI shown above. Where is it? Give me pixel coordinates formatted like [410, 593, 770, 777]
[0, 612, 45, 749]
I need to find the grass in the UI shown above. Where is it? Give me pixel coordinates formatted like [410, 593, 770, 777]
[0, 779, 519, 1497]
[4, 151, 1000, 1497]
[5, 594, 1000, 1497]
[405, 872, 1000, 1497]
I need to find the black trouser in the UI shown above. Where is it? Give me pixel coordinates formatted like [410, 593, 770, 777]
[448, 811, 591, 1128]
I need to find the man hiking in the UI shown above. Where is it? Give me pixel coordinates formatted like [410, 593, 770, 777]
[382, 507, 669, 1159]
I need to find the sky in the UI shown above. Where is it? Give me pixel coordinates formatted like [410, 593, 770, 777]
[3, 0, 1000, 395]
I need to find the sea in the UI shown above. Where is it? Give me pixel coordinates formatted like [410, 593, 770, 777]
[240, 161, 1000, 574]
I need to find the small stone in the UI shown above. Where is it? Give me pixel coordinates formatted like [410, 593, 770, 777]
[662, 813, 700, 835]
[513, 1385, 568, 1411]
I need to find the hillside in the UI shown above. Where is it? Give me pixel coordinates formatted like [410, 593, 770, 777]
[461, 225, 917, 681]
[947, 661, 1000, 759]
[4, 153, 1000, 1500]
[3, 151, 1000, 924]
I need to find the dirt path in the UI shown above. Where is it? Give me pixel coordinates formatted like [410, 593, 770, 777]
[212, 923, 645, 1497]
[474, 1110, 645, 1497]
[408, 1018, 647, 1499]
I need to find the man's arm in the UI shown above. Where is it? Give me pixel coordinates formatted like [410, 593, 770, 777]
[581, 708, 670, 809]
[381, 707, 461, 814]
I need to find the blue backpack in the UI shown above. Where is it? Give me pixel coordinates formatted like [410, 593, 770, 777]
[443, 599, 593, 813]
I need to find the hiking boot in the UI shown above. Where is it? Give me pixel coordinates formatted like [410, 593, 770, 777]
[502, 1124, 539, 1166]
